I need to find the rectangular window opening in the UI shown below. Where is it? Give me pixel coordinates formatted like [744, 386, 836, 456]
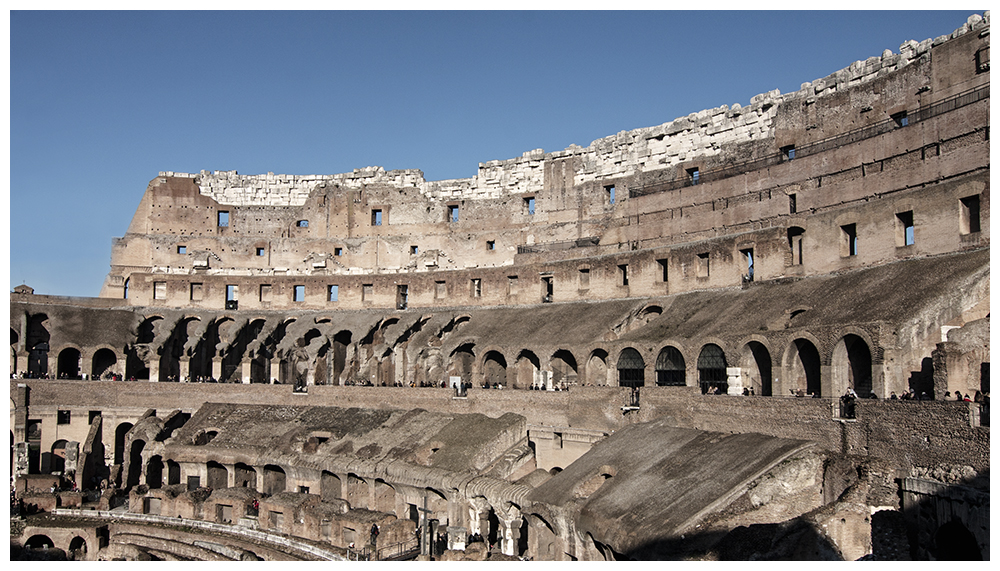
[960, 195, 981, 234]
[471, 278, 482, 298]
[362, 284, 373, 302]
[260, 284, 272, 303]
[293, 285, 305, 302]
[896, 211, 914, 247]
[334, 247, 343, 256]
[487, 240, 495, 251]
[448, 205, 459, 223]
[782, 145, 796, 160]
[410, 245, 418, 255]
[255, 247, 265, 256]
[396, 285, 408, 309]
[153, 281, 166, 300]
[657, 258, 669, 282]
[327, 285, 338, 302]
[618, 264, 629, 286]
[435, 281, 447, 299]
[789, 193, 797, 214]
[507, 276, 518, 296]
[605, 185, 616, 204]
[687, 167, 700, 186]
[542, 276, 554, 303]
[190, 283, 204, 301]
[218, 211, 230, 227]
[579, 268, 590, 288]
[696, 253, 710, 278]
[524, 197, 535, 215]
[296, 219, 309, 228]
[841, 224, 858, 257]
[891, 111, 909, 128]
[177, 245, 186, 254]
[740, 248, 755, 282]
[372, 209, 383, 226]
[57, 410, 71, 425]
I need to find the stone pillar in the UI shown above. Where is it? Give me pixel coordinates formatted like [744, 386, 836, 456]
[497, 503, 522, 557]
[148, 360, 160, 382]
[179, 357, 191, 382]
[212, 358, 223, 382]
[726, 367, 743, 395]
[15, 442, 29, 477]
[468, 497, 490, 537]
[225, 463, 236, 488]
[16, 352, 28, 376]
[270, 361, 281, 384]
[241, 361, 252, 384]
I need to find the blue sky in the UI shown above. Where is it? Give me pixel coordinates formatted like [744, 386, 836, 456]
[8, 10, 980, 297]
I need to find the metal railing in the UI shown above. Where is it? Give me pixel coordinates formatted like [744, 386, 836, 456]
[630, 83, 989, 198]
[517, 236, 600, 255]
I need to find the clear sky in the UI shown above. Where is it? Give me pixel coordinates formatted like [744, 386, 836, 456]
[8, 10, 981, 297]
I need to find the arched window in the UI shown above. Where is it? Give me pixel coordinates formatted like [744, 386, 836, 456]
[697, 344, 728, 394]
[655, 347, 686, 386]
[617, 348, 645, 387]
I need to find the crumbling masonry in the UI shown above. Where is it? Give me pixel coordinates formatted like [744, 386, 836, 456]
[11, 13, 989, 561]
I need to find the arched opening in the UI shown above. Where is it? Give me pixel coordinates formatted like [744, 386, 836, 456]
[24, 534, 55, 550]
[235, 463, 257, 489]
[321, 470, 341, 502]
[588, 349, 608, 386]
[27, 314, 50, 378]
[787, 226, 805, 266]
[49, 439, 68, 474]
[697, 344, 728, 394]
[346, 473, 368, 509]
[374, 479, 395, 512]
[91, 348, 117, 380]
[833, 334, 873, 397]
[10, 327, 18, 376]
[515, 350, 540, 389]
[126, 439, 145, 489]
[654, 346, 686, 386]
[68, 536, 87, 560]
[616, 348, 645, 387]
[448, 344, 476, 386]
[550, 350, 578, 389]
[740, 341, 773, 396]
[787, 338, 822, 397]
[57, 348, 82, 379]
[934, 518, 982, 560]
[146, 455, 163, 489]
[483, 351, 508, 388]
[114, 423, 133, 467]
[207, 461, 228, 489]
[263, 465, 286, 495]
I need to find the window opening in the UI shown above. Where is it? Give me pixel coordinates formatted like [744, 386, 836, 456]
[657, 259, 668, 282]
[410, 245, 418, 255]
[226, 285, 239, 309]
[616, 348, 645, 387]
[789, 193, 797, 214]
[153, 282, 166, 300]
[655, 347, 686, 386]
[896, 211, 914, 246]
[362, 284, 373, 301]
[618, 264, 629, 286]
[841, 224, 858, 257]
[740, 248, 754, 282]
[448, 205, 459, 223]
[256, 247, 265, 256]
[57, 410, 71, 425]
[891, 111, 909, 127]
[397, 285, 408, 309]
[697, 344, 728, 394]
[260, 284, 272, 302]
[190, 283, 204, 301]
[787, 227, 805, 266]
[605, 185, 616, 204]
[217, 211, 229, 227]
[372, 209, 382, 226]
[487, 240, 495, 251]
[542, 276, 553, 303]
[334, 247, 343, 256]
[782, 145, 796, 160]
[579, 268, 590, 288]
[960, 195, 981, 234]
[525, 197, 535, 215]
[697, 253, 710, 277]
[296, 220, 309, 228]
[687, 167, 700, 185]
[471, 278, 482, 298]
[435, 281, 446, 299]
[293, 285, 305, 302]
[177, 245, 186, 254]
[328, 285, 338, 302]
[507, 276, 518, 296]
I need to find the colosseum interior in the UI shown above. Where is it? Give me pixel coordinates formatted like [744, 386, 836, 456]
[10, 12, 990, 562]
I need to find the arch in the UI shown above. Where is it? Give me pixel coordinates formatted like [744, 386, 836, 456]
[447, 343, 476, 386]
[550, 349, 578, 388]
[934, 518, 982, 560]
[616, 348, 645, 387]
[233, 462, 256, 489]
[24, 534, 55, 549]
[346, 473, 368, 509]
[654, 346, 686, 386]
[374, 479, 395, 512]
[146, 455, 164, 489]
[26, 313, 50, 378]
[207, 460, 228, 489]
[91, 348, 118, 379]
[321, 470, 341, 501]
[263, 464, 286, 495]
[587, 349, 609, 386]
[166, 459, 181, 485]
[832, 334, 873, 397]
[739, 340, 773, 396]
[126, 439, 145, 489]
[515, 350, 540, 389]
[114, 422, 133, 467]
[785, 338, 822, 397]
[697, 344, 728, 394]
[50, 439, 68, 474]
[68, 536, 87, 560]
[482, 351, 508, 388]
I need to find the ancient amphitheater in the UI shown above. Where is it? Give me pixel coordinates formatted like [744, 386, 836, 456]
[10, 13, 989, 561]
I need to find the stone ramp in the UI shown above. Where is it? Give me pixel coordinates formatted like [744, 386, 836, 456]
[527, 417, 815, 554]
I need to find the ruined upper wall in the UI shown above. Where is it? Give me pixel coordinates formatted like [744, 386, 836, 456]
[177, 13, 988, 206]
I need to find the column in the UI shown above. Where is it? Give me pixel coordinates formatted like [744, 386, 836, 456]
[212, 357, 223, 382]
[179, 357, 191, 382]
[270, 361, 281, 384]
[241, 360, 252, 384]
